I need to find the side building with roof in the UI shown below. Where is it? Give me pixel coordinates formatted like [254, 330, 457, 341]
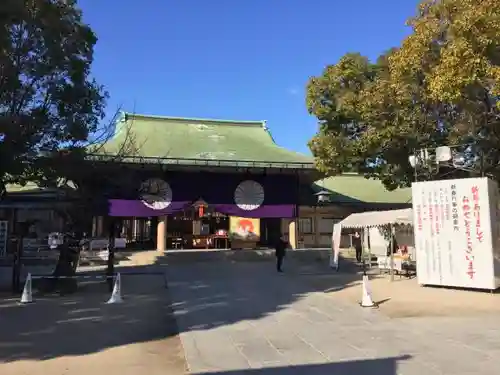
[0, 112, 411, 254]
[290, 173, 411, 248]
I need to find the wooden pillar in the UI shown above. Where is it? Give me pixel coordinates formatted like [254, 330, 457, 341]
[125, 219, 133, 242]
[94, 216, 104, 237]
[157, 216, 167, 252]
[313, 206, 320, 247]
[132, 218, 139, 241]
[288, 219, 297, 249]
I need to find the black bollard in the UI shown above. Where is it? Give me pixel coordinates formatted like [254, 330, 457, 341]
[12, 237, 23, 293]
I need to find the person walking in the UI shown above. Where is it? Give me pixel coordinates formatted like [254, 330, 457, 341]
[275, 236, 288, 272]
[353, 231, 362, 263]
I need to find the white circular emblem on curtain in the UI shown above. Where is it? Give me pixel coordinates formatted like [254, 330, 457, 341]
[139, 178, 173, 210]
[234, 180, 265, 211]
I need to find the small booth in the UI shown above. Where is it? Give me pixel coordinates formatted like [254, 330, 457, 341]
[332, 208, 415, 280]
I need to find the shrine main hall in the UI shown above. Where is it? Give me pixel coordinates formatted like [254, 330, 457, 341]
[1, 112, 411, 254]
[90, 111, 319, 251]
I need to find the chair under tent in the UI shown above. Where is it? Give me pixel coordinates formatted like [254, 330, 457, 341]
[332, 208, 416, 280]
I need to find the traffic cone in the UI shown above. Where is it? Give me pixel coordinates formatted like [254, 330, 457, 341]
[360, 275, 377, 308]
[106, 273, 123, 304]
[329, 253, 339, 271]
[20, 273, 33, 304]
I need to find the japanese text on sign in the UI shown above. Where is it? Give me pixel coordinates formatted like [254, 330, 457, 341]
[451, 184, 459, 231]
[471, 186, 484, 243]
[434, 190, 440, 235]
[463, 195, 475, 279]
[429, 192, 434, 236]
[413, 177, 499, 290]
[416, 205, 423, 231]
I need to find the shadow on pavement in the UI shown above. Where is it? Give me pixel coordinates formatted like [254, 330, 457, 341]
[195, 355, 411, 375]
[0, 263, 183, 364]
[162, 254, 381, 333]
[0, 252, 377, 364]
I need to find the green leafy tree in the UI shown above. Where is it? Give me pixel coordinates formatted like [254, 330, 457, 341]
[307, 0, 500, 189]
[0, 0, 108, 195]
[0, 0, 111, 291]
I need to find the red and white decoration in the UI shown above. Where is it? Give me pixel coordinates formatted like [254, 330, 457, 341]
[412, 177, 500, 290]
[234, 180, 265, 211]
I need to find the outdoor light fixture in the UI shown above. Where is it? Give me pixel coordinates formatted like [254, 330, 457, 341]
[435, 146, 452, 163]
[315, 190, 332, 205]
[408, 143, 484, 181]
[452, 153, 467, 168]
[408, 155, 417, 168]
[408, 149, 431, 167]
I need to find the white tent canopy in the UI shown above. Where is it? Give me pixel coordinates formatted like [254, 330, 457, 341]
[330, 208, 414, 276]
[339, 208, 413, 229]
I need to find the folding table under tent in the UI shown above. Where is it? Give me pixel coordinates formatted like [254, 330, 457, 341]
[331, 208, 413, 280]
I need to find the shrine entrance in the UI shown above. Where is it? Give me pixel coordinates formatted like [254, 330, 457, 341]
[107, 172, 304, 252]
[260, 218, 281, 248]
[166, 201, 230, 250]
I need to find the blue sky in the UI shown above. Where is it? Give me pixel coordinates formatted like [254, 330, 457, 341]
[78, 0, 419, 155]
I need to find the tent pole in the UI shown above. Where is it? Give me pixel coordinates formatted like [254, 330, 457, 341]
[361, 228, 364, 263]
[390, 224, 395, 282]
[367, 229, 372, 268]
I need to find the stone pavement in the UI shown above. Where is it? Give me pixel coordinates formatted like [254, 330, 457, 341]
[166, 261, 500, 375]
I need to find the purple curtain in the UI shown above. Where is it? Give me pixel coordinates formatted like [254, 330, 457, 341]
[108, 199, 192, 217]
[109, 200, 296, 218]
[212, 204, 295, 218]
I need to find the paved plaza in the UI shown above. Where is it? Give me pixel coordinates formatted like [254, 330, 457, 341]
[166, 260, 500, 375]
[3, 256, 500, 375]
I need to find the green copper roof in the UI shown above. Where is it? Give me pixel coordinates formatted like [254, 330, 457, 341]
[6, 182, 45, 194]
[313, 174, 411, 204]
[6, 180, 76, 196]
[93, 112, 314, 168]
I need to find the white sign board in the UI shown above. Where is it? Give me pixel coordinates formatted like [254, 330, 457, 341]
[412, 177, 500, 290]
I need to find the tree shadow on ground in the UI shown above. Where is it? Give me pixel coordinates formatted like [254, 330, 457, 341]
[0, 263, 180, 363]
[195, 355, 411, 375]
[162, 251, 385, 331]
[0, 251, 383, 365]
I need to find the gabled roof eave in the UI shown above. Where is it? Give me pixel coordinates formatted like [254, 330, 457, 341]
[122, 112, 266, 127]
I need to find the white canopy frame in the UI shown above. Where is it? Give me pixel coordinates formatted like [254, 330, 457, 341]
[340, 208, 413, 229]
[332, 208, 413, 281]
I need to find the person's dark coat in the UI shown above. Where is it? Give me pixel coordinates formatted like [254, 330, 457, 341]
[387, 236, 398, 256]
[275, 239, 288, 257]
[353, 235, 362, 250]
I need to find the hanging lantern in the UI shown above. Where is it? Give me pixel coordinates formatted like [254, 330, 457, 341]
[314, 190, 332, 205]
[198, 205, 204, 218]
